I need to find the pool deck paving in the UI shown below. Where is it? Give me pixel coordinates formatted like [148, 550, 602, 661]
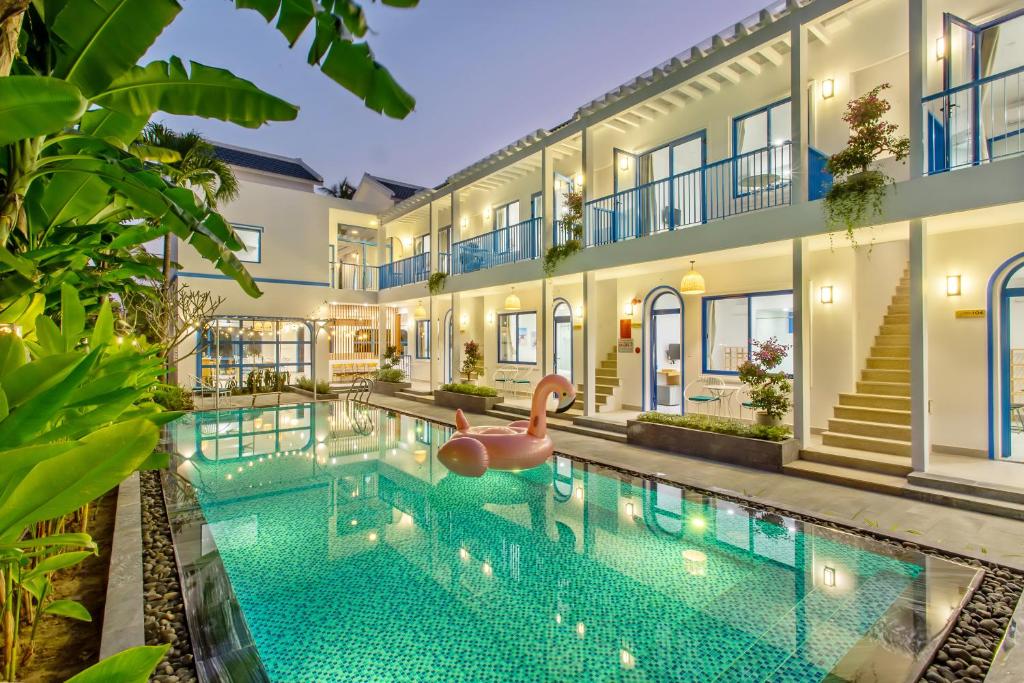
[368, 394, 1024, 573]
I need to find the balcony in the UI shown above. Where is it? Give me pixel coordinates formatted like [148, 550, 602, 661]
[451, 218, 540, 275]
[338, 263, 379, 291]
[924, 66, 1024, 174]
[584, 144, 792, 247]
[379, 253, 429, 289]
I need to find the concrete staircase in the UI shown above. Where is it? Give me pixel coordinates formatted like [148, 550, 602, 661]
[787, 267, 913, 488]
[576, 347, 621, 414]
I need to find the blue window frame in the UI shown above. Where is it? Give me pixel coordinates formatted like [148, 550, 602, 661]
[195, 318, 312, 389]
[702, 290, 794, 375]
[414, 233, 430, 256]
[328, 244, 336, 287]
[414, 320, 430, 359]
[732, 99, 792, 197]
[232, 224, 263, 263]
[497, 311, 537, 364]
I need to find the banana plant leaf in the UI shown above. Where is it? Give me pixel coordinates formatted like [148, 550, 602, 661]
[0, 76, 88, 146]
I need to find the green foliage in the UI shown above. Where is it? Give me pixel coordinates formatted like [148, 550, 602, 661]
[460, 340, 482, 382]
[65, 645, 172, 683]
[637, 412, 792, 442]
[427, 271, 447, 295]
[245, 368, 288, 393]
[374, 367, 406, 383]
[381, 345, 402, 369]
[295, 376, 331, 394]
[543, 188, 584, 276]
[151, 383, 194, 411]
[823, 84, 910, 244]
[440, 383, 498, 398]
[737, 338, 792, 421]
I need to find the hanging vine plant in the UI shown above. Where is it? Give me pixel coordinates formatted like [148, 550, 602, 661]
[823, 83, 910, 245]
[543, 188, 585, 276]
[428, 271, 447, 295]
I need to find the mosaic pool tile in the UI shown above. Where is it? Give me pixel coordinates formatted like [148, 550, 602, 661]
[167, 403, 979, 682]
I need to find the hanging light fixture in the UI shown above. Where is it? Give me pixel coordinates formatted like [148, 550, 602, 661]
[414, 301, 427, 319]
[679, 260, 706, 296]
[504, 286, 521, 311]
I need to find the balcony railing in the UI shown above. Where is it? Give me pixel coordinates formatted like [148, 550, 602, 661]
[924, 66, 1024, 174]
[438, 251, 451, 275]
[451, 218, 540, 275]
[379, 252, 429, 289]
[584, 143, 792, 247]
[553, 219, 577, 246]
[337, 263, 379, 291]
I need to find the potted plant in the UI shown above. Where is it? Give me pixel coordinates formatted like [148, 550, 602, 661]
[460, 340, 482, 383]
[373, 345, 411, 395]
[543, 188, 584, 276]
[428, 271, 447, 295]
[823, 83, 910, 244]
[737, 337, 792, 427]
[434, 382, 503, 413]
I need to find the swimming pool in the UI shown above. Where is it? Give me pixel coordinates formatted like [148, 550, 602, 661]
[165, 402, 979, 682]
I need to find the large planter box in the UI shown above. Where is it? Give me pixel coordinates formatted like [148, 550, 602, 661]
[433, 389, 503, 413]
[373, 380, 412, 396]
[626, 420, 799, 472]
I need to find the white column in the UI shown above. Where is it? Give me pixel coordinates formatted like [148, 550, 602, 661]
[582, 271, 597, 416]
[450, 191, 461, 242]
[541, 278, 552, 377]
[541, 146, 554, 254]
[377, 302, 388, 366]
[790, 24, 809, 204]
[910, 219, 930, 471]
[791, 238, 812, 445]
[909, 0, 926, 179]
[451, 293, 463, 382]
[428, 201, 437, 274]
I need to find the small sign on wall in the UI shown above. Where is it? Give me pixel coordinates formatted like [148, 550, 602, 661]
[955, 309, 985, 319]
[617, 339, 634, 354]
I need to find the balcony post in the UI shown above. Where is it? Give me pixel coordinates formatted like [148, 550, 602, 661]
[451, 292, 463, 383]
[428, 200, 437, 275]
[909, 0, 926, 179]
[541, 278, 552, 377]
[583, 271, 597, 416]
[791, 237, 811, 446]
[450, 190, 461, 275]
[790, 23, 809, 204]
[542, 146, 554, 255]
[910, 218, 930, 472]
[582, 127, 592, 244]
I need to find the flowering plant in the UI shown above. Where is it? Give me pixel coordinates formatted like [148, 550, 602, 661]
[461, 340, 482, 381]
[824, 84, 910, 244]
[737, 337, 792, 421]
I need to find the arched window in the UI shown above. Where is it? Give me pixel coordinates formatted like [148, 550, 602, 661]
[642, 287, 684, 413]
[993, 257, 1024, 461]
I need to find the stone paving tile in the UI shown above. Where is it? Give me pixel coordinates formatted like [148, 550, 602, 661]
[368, 395, 1024, 571]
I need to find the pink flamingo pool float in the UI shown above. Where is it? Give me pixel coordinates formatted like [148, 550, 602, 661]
[438, 374, 576, 477]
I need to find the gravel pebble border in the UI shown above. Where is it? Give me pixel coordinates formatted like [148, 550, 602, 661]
[141, 470, 198, 683]
[145, 401, 1024, 683]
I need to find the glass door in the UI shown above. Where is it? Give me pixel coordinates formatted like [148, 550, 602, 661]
[672, 136, 705, 227]
[1003, 267, 1024, 461]
[553, 301, 573, 381]
[944, 14, 979, 169]
[649, 291, 683, 414]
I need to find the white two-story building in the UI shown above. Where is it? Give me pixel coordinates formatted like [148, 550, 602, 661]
[180, 0, 1024, 508]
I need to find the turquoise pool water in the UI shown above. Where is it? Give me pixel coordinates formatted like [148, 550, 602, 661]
[168, 402, 970, 682]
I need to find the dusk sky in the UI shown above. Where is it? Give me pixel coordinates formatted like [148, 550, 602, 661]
[148, 1, 769, 189]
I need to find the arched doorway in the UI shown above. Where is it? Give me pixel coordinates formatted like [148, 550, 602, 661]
[992, 256, 1024, 461]
[442, 309, 453, 384]
[552, 298, 573, 381]
[642, 287, 684, 413]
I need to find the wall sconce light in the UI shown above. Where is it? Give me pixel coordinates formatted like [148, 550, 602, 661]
[574, 172, 584, 187]
[483, 206, 491, 221]
[401, 236, 413, 250]
[460, 216, 468, 229]
[819, 285, 834, 304]
[935, 35, 945, 61]
[573, 305, 584, 328]
[624, 502, 635, 517]
[486, 310, 495, 325]
[946, 274, 961, 297]
[823, 565, 836, 587]
[459, 313, 469, 332]
[821, 78, 835, 100]
[618, 155, 631, 172]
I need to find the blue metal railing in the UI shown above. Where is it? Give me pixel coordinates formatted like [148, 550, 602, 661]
[338, 263, 379, 291]
[379, 252, 429, 289]
[924, 65, 1024, 174]
[553, 219, 576, 246]
[584, 143, 792, 247]
[451, 218, 540, 275]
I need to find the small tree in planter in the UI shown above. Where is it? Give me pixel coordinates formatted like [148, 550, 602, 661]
[460, 340, 482, 383]
[543, 188, 584, 276]
[375, 345, 407, 382]
[824, 83, 910, 245]
[738, 338, 792, 427]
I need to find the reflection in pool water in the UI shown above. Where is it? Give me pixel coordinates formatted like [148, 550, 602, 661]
[167, 402, 977, 683]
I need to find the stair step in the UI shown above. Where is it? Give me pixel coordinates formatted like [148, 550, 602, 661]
[394, 391, 435, 405]
[838, 393, 911, 410]
[856, 381, 911, 397]
[866, 357, 909, 370]
[799, 446, 913, 476]
[834, 405, 911, 425]
[875, 334, 910, 346]
[906, 472, 1024, 506]
[902, 482, 1024, 521]
[821, 431, 911, 457]
[596, 368, 618, 379]
[861, 368, 911, 383]
[827, 418, 912, 441]
[572, 415, 629, 434]
[888, 304, 910, 315]
[879, 323, 910, 335]
[883, 314, 910, 325]
[783, 460, 907, 496]
[871, 345, 910, 358]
